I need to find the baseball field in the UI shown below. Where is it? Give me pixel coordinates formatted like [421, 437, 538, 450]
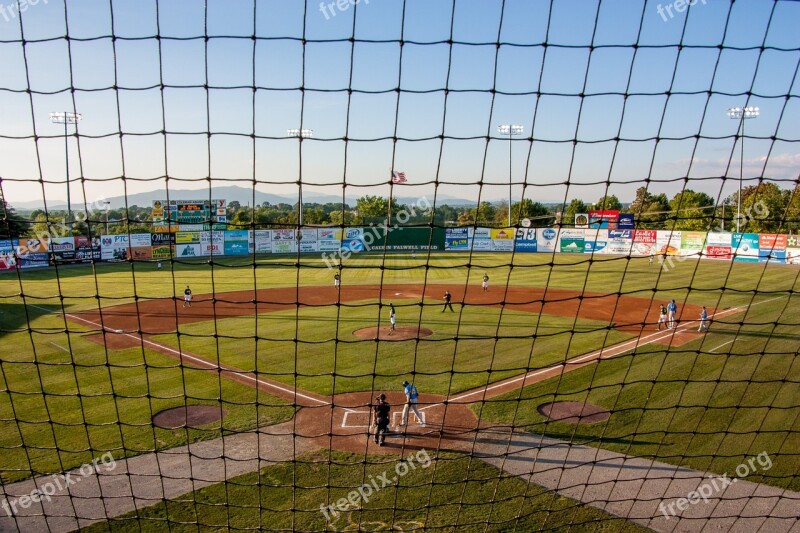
[1, 252, 798, 530]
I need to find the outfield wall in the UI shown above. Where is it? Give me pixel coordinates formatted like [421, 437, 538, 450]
[445, 227, 800, 265]
[2, 227, 799, 270]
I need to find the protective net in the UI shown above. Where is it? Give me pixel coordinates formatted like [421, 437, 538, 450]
[0, 0, 799, 531]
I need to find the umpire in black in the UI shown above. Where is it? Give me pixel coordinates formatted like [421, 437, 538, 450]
[372, 394, 391, 446]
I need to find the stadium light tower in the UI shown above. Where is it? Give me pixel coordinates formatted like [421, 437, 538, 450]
[497, 124, 524, 227]
[50, 111, 82, 236]
[287, 128, 313, 227]
[726, 106, 758, 233]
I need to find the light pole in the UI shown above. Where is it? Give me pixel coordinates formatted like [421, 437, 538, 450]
[287, 128, 313, 228]
[49, 112, 82, 236]
[727, 106, 759, 233]
[103, 201, 111, 234]
[497, 124, 523, 227]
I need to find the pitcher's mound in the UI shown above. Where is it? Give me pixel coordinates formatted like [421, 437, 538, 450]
[353, 326, 433, 341]
[153, 405, 226, 429]
[538, 401, 610, 424]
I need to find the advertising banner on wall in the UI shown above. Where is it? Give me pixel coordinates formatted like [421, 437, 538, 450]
[254, 230, 272, 253]
[705, 232, 732, 260]
[758, 234, 787, 262]
[176, 243, 202, 258]
[732, 233, 759, 262]
[574, 214, 589, 228]
[318, 228, 342, 252]
[471, 227, 491, 251]
[299, 228, 319, 253]
[271, 229, 298, 254]
[537, 228, 558, 253]
[127, 233, 152, 261]
[490, 228, 515, 251]
[200, 231, 225, 256]
[656, 231, 682, 256]
[631, 229, 657, 256]
[74, 236, 101, 261]
[558, 228, 584, 253]
[0, 239, 17, 270]
[680, 232, 706, 257]
[605, 229, 632, 255]
[151, 233, 175, 259]
[583, 229, 607, 254]
[100, 234, 130, 261]
[18, 252, 49, 269]
[589, 210, 619, 229]
[445, 227, 472, 251]
[50, 237, 75, 262]
[514, 228, 537, 252]
[223, 230, 249, 256]
[618, 214, 635, 229]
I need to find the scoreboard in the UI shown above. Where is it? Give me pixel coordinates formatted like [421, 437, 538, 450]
[152, 199, 227, 227]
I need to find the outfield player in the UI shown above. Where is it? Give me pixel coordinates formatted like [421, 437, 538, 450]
[183, 286, 192, 308]
[333, 272, 341, 289]
[657, 304, 667, 330]
[389, 303, 396, 334]
[698, 306, 709, 332]
[400, 381, 423, 428]
[482, 273, 489, 292]
[667, 300, 677, 329]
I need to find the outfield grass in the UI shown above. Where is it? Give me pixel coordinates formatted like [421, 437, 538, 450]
[81, 449, 647, 533]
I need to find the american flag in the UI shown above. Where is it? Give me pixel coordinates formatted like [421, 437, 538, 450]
[391, 171, 407, 184]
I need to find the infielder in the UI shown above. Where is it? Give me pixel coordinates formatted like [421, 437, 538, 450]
[657, 304, 667, 330]
[667, 299, 677, 329]
[698, 306, 709, 332]
[183, 286, 192, 308]
[333, 272, 341, 289]
[442, 290, 454, 312]
[482, 273, 489, 292]
[389, 303, 396, 334]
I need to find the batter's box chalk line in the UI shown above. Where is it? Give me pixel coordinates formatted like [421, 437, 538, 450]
[340, 410, 427, 428]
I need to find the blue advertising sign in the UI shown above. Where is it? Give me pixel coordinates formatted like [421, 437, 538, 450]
[618, 214, 634, 229]
[514, 228, 537, 252]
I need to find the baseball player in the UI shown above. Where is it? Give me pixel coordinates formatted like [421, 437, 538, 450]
[389, 303, 396, 334]
[482, 273, 489, 292]
[157, 260, 162, 270]
[333, 272, 341, 290]
[183, 286, 192, 308]
[667, 299, 677, 329]
[698, 306, 709, 332]
[442, 290, 454, 312]
[657, 304, 667, 330]
[372, 394, 391, 446]
[400, 380, 423, 428]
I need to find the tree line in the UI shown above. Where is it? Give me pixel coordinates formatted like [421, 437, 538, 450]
[2, 184, 798, 240]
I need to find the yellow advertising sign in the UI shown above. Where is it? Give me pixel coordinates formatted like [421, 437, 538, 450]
[490, 228, 515, 240]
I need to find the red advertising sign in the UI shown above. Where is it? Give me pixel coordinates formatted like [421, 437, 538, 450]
[632, 229, 657, 243]
[706, 246, 732, 260]
[588, 210, 619, 229]
[758, 234, 787, 250]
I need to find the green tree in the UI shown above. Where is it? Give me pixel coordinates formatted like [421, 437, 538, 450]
[667, 189, 715, 231]
[355, 195, 399, 219]
[738, 183, 788, 233]
[595, 194, 622, 211]
[511, 199, 552, 225]
[0, 191, 28, 238]
[563, 199, 589, 226]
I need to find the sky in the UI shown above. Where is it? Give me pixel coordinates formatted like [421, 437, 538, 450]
[0, 0, 798, 210]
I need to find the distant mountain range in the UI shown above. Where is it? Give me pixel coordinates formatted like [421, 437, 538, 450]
[10, 185, 494, 211]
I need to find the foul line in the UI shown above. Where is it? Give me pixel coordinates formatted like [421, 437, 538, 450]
[443, 305, 744, 406]
[23, 300, 329, 407]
